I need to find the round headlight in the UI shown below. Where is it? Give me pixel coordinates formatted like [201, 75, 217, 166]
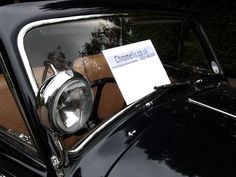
[39, 70, 93, 134]
[51, 78, 93, 134]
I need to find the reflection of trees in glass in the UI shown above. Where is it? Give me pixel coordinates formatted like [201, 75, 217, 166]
[126, 20, 210, 70]
[123, 21, 180, 64]
[78, 17, 210, 72]
[79, 20, 121, 57]
[78, 17, 180, 62]
[45, 46, 72, 70]
[193, 1, 236, 78]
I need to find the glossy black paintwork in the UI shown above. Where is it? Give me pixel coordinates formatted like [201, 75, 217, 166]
[0, 130, 47, 177]
[0, 1, 135, 177]
[0, 1, 233, 177]
[106, 83, 236, 177]
[107, 102, 236, 177]
[191, 83, 236, 115]
[64, 78, 236, 177]
[0, 39, 57, 176]
[65, 105, 151, 177]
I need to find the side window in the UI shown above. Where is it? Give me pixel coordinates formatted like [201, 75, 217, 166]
[0, 54, 32, 146]
[122, 20, 180, 64]
[123, 19, 212, 82]
[181, 23, 210, 70]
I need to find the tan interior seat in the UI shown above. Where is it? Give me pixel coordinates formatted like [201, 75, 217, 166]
[73, 53, 124, 120]
[62, 54, 125, 148]
[0, 67, 47, 136]
[0, 53, 124, 148]
[0, 74, 29, 134]
[33, 54, 125, 122]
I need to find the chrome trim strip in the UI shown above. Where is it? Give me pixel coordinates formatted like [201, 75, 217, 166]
[0, 52, 35, 142]
[68, 102, 135, 154]
[17, 14, 127, 96]
[188, 98, 236, 119]
[0, 52, 46, 168]
[17, 13, 129, 154]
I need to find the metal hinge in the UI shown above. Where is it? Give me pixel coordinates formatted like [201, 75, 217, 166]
[143, 101, 154, 117]
[128, 130, 137, 137]
[51, 155, 65, 177]
[7, 129, 32, 145]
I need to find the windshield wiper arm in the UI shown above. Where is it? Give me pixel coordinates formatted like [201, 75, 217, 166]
[154, 80, 192, 91]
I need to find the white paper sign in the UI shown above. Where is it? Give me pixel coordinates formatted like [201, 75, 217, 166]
[102, 40, 170, 104]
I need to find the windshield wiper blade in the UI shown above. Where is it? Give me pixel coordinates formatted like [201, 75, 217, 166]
[154, 80, 192, 91]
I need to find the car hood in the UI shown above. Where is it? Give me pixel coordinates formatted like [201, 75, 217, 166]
[107, 82, 236, 177]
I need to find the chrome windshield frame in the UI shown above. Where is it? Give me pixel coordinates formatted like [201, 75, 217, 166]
[17, 13, 131, 155]
[17, 13, 128, 96]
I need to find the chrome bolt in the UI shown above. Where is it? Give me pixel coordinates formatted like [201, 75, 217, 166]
[50, 155, 64, 177]
[51, 155, 60, 169]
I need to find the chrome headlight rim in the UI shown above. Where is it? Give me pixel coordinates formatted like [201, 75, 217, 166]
[39, 70, 94, 135]
[50, 77, 94, 134]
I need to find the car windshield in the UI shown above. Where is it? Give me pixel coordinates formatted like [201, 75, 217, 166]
[23, 15, 214, 149]
[24, 16, 213, 85]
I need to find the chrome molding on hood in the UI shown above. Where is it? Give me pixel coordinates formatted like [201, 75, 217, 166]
[188, 98, 236, 120]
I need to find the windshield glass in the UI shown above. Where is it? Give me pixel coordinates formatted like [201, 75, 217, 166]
[24, 16, 213, 85]
[23, 15, 214, 149]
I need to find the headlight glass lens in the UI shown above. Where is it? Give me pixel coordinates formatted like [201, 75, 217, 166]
[51, 78, 93, 134]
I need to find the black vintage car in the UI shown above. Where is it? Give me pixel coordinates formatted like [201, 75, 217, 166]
[0, 1, 235, 177]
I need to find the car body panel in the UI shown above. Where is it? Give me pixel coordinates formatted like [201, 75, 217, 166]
[106, 81, 236, 177]
[0, 1, 235, 177]
[60, 79, 236, 177]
